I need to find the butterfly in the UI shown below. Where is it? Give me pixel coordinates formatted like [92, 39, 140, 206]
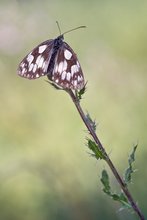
[17, 25, 86, 91]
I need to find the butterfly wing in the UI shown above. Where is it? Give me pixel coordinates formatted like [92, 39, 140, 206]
[18, 40, 54, 79]
[51, 42, 85, 90]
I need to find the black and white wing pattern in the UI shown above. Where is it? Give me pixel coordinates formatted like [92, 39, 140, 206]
[18, 33, 85, 91]
[50, 42, 85, 90]
[18, 40, 54, 79]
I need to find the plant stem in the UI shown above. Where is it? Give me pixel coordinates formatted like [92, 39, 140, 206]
[67, 89, 145, 220]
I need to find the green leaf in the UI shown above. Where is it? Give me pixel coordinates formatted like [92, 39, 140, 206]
[101, 169, 111, 194]
[118, 193, 131, 208]
[87, 139, 105, 160]
[101, 170, 131, 209]
[85, 113, 97, 132]
[124, 144, 138, 184]
[112, 193, 131, 208]
[128, 144, 137, 165]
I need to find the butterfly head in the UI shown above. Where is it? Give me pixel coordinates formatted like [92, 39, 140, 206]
[54, 34, 64, 47]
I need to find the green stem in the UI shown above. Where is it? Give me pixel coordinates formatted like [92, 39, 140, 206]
[67, 89, 145, 220]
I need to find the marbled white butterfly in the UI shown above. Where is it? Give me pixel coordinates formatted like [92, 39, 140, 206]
[17, 24, 85, 91]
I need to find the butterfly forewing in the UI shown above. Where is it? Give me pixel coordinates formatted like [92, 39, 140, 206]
[51, 42, 85, 90]
[18, 40, 54, 79]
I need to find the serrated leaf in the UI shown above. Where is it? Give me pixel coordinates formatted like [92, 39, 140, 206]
[111, 193, 128, 205]
[112, 193, 131, 208]
[124, 144, 138, 184]
[85, 113, 97, 132]
[111, 193, 120, 200]
[101, 169, 111, 194]
[119, 193, 132, 208]
[101, 170, 131, 209]
[128, 144, 137, 165]
[119, 192, 128, 203]
[87, 139, 105, 160]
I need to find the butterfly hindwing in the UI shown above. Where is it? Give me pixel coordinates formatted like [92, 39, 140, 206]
[51, 42, 84, 90]
[18, 39, 54, 79]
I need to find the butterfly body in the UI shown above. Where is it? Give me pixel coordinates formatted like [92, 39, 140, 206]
[47, 35, 64, 80]
[18, 33, 85, 90]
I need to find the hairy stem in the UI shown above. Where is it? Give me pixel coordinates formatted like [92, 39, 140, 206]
[67, 89, 145, 220]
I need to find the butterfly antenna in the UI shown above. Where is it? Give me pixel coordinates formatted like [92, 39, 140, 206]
[62, 26, 86, 36]
[56, 21, 62, 35]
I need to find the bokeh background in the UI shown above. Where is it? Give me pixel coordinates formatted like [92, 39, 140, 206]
[0, 0, 147, 219]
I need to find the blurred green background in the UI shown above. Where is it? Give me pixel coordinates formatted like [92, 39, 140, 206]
[0, 0, 147, 219]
